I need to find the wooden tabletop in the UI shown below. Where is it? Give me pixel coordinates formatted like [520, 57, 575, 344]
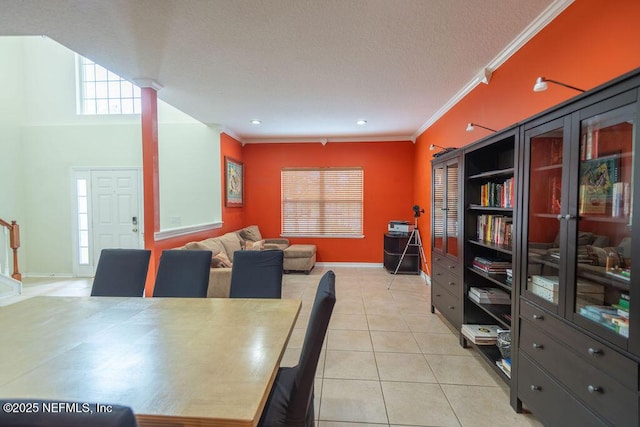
[0, 296, 301, 427]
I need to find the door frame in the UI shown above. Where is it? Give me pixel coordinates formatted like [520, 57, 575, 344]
[71, 167, 143, 277]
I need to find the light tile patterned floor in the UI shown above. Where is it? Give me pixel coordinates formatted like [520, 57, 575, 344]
[2, 266, 543, 426]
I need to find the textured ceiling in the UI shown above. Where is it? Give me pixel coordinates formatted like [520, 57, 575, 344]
[0, 0, 565, 142]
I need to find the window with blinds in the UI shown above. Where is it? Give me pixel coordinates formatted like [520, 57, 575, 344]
[433, 164, 459, 237]
[281, 168, 363, 237]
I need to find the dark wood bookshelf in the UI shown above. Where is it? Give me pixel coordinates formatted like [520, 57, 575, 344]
[468, 267, 512, 291]
[467, 239, 513, 255]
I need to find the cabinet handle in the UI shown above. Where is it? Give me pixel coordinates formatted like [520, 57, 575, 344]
[556, 214, 563, 220]
[435, 273, 441, 276]
[587, 385, 602, 394]
[530, 385, 541, 391]
[448, 265, 456, 269]
[435, 294, 441, 297]
[588, 348, 602, 356]
[448, 306, 455, 310]
[435, 258, 442, 262]
[532, 343, 544, 349]
[448, 281, 455, 286]
[532, 314, 544, 320]
[564, 214, 575, 220]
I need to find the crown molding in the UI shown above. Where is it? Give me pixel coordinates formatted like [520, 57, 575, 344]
[242, 135, 413, 144]
[412, 0, 574, 141]
[221, 128, 243, 143]
[132, 78, 163, 91]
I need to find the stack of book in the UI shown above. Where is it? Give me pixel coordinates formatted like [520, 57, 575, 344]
[472, 256, 511, 274]
[506, 268, 513, 285]
[468, 287, 510, 305]
[529, 275, 559, 303]
[461, 324, 499, 345]
[578, 302, 629, 338]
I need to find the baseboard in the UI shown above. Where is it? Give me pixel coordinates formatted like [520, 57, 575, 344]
[23, 273, 74, 279]
[316, 262, 384, 268]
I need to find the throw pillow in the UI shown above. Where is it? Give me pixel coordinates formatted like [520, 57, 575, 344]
[245, 240, 265, 251]
[239, 225, 263, 242]
[211, 251, 232, 268]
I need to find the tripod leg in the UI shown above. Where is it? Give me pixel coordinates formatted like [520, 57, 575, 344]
[414, 229, 430, 278]
[387, 229, 416, 290]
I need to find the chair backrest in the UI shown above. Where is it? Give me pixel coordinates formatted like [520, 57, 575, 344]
[0, 399, 138, 426]
[291, 270, 336, 420]
[152, 250, 212, 297]
[91, 249, 151, 297]
[229, 250, 284, 298]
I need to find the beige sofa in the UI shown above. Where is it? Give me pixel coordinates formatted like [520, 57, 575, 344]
[181, 225, 289, 297]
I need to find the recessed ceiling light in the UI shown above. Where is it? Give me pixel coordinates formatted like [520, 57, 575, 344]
[250, 119, 261, 125]
[356, 120, 367, 125]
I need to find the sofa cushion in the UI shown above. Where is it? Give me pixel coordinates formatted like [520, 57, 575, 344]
[239, 225, 263, 242]
[219, 232, 243, 261]
[211, 251, 232, 268]
[185, 238, 226, 255]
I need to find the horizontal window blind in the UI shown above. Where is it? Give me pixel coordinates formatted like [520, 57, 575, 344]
[282, 168, 363, 237]
[433, 165, 458, 236]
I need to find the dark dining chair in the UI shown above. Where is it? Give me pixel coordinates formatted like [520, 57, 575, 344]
[229, 250, 284, 298]
[0, 399, 138, 426]
[152, 250, 212, 297]
[91, 249, 151, 297]
[259, 270, 336, 427]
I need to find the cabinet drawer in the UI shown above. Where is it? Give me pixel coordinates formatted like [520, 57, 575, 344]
[520, 320, 638, 427]
[520, 299, 639, 390]
[432, 282, 461, 330]
[431, 265, 461, 299]
[518, 353, 606, 427]
[432, 256, 459, 277]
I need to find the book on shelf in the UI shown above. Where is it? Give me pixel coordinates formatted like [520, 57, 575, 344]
[468, 287, 511, 305]
[606, 269, 631, 282]
[612, 182, 624, 217]
[479, 177, 514, 208]
[476, 215, 513, 247]
[461, 324, 500, 345]
[472, 256, 511, 274]
[496, 358, 511, 378]
[549, 176, 562, 215]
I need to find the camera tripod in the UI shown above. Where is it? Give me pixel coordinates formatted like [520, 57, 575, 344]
[387, 216, 429, 290]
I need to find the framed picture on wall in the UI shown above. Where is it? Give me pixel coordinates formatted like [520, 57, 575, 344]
[225, 156, 243, 207]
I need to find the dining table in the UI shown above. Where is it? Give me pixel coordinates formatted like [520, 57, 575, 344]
[0, 295, 301, 427]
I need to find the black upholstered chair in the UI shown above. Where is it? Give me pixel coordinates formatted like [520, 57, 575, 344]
[259, 270, 336, 427]
[91, 249, 151, 297]
[0, 399, 138, 426]
[152, 250, 212, 297]
[229, 250, 284, 298]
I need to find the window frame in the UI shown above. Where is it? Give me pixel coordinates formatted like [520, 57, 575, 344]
[281, 167, 364, 238]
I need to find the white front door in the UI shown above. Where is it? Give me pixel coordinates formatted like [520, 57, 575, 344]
[91, 169, 142, 268]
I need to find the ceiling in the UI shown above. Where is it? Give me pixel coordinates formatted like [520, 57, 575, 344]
[1, 0, 568, 143]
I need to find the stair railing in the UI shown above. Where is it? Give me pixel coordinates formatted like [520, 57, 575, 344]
[0, 218, 21, 281]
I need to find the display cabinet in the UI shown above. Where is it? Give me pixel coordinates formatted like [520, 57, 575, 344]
[517, 72, 640, 425]
[430, 151, 463, 331]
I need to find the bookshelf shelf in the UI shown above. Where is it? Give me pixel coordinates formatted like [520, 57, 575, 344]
[579, 215, 631, 224]
[468, 205, 513, 212]
[468, 267, 512, 291]
[467, 239, 512, 255]
[468, 167, 514, 180]
[533, 164, 562, 172]
[467, 298, 511, 328]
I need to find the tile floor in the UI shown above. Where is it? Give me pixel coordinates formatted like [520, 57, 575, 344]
[2, 266, 543, 426]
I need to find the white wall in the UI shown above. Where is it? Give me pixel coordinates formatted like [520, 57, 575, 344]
[1, 36, 222, 276]
[0, 37, 26, 273]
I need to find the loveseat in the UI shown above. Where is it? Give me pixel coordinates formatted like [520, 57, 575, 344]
[181, 225, 289, 297]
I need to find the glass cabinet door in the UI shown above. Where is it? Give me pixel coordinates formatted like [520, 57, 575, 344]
[433, 165, 445, 253]
[524, 123, 566, 311]
[572, 104, 634, 341]
[445, 163, 459, 258]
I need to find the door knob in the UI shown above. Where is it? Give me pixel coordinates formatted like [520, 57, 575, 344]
[132, 228, 138, 232]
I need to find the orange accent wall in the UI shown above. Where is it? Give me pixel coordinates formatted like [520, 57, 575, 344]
[242, 141, 415, 264]
[414, 0, 640, 269]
